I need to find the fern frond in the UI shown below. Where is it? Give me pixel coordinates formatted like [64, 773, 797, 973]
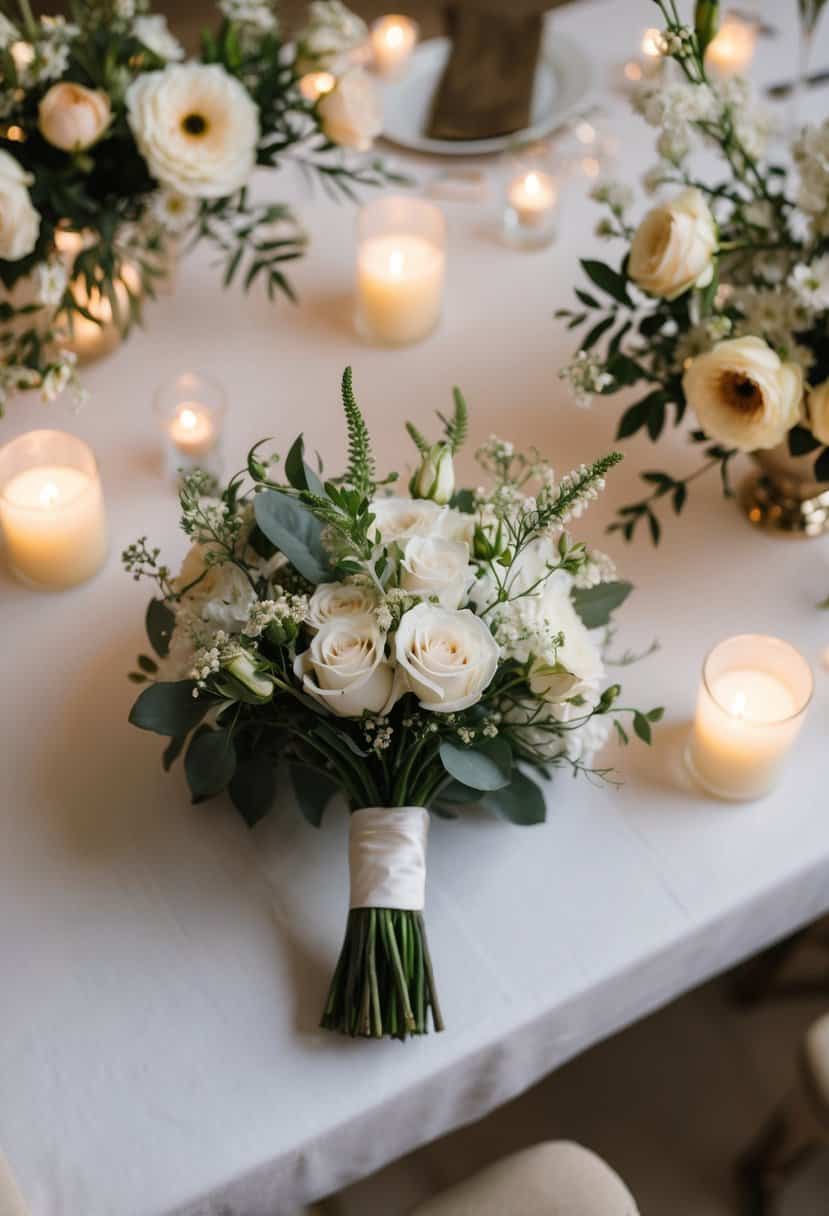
[445, 388, 469, 453]
[341, 367, 375, 497]
[405, 420, 429, 455]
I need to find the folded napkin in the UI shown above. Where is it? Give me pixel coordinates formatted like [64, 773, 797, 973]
[427, 5, 545, 141]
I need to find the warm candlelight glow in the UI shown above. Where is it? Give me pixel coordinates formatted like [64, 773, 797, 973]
[10, 41, 34, 73]
[624, 60, 643, 82]
[356, 196, 445, 346]
[687, 635, 813, 801]
[641, 27, 664, 57]
[0, 431, 108, 590]
[168, 403, 217, 459]
[370, 14, 418, 76]
[155, 372, 227, 481]
[299, 70, 336, 102]
[705, 14, 758, 77]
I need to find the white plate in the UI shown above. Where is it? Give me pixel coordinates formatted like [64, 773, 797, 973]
[379, 28, 593, 157]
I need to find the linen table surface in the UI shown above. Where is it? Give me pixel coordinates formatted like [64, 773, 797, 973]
[2, 2, 828, 1213]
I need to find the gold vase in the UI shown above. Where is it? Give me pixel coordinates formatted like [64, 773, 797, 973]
[739, 441, 829, 538]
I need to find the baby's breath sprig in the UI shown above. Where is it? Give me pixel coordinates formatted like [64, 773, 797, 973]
[122, 537, 175, 596]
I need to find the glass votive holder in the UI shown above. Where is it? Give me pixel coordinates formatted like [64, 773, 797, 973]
[685, 634, 813, 802]
[0, 429, 108, 590]
[501, 145, 559, 250]
[370, 14, 419, 77]
[55, 227, 141, 364]
[355, 195, 446, 347]
[154, 372, 226, 484]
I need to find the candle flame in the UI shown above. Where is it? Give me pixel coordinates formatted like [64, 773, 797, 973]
[179, 407, 199, 431]
[388, 249, 405, 276]
[38, 481, 60, 507]
[386, 23, 405, 47]
[730, 690, 747, 719]
[299, 71, 336, 101]
[624, 60, 643, 82]
[524, 172, 542, 197]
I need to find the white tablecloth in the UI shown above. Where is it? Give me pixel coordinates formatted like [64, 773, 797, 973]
[2, 3, 829, 1214]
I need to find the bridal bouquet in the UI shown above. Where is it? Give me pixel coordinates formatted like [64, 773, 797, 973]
[0, 0, 386, 409]
[558, 0, 829, 542]
[124, 369, 658, 1039]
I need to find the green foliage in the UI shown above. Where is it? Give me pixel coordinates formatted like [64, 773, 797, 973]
[146, 598, 175, 658]
[185, 726, 237, 801]
[129, 681, 209, 737]
[288, 762, 340, 827]
[229, 750, 276, 827]
[439, 738, 513, 792]
[571, 581, 633, 629]
[481, 770, 546, 826]
[341, 367, 376, 498]
[254, 490, 333, 584]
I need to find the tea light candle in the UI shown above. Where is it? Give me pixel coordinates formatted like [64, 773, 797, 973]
[370, 14, 418, 76]
[503, 158, 558, 249]
[705, 14, 757, 77]
[356, 196, 445, 346]
[0, 430, 107, 590]
[508, 170, 556, 229]
[55, 230, 142, 362]
[155, 372, 226, 481]
[686, 635, 813, 801]
[299, 70, 336, 102]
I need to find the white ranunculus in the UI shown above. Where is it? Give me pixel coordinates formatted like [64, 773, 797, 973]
[629, 187, 717, 300]
[174, 542, 257, 632]
[400, 536, 473, 610]
[318, 67, 381, 151]
[306, 580, 379, 631]
[0, 150, 39, 260]
[808, 379, 829, 446]
[133, 14, 184, 61]
[395, 602, 499, 713]
[294, 614, 396, 717]
[126, 63, 259, 199]
[38, 82, 111, 151]
[683, 335, 803, 451]
[370, 496, 473, 546]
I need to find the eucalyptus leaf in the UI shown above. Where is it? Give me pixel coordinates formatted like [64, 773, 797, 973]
[481, 769, 546, 826]
[288, 762, 340, 827]
[439, 737, 512, 792]
[185, 726, 237, 801]
[146, 597, 175, 658]
[229, 751, 276, 827]
[571, 581, 633, 629]
[162, 734, 186, 772]
[254, 490, 332, 584]
[580, 258, 632, 307]
[129, 680, 208, 737]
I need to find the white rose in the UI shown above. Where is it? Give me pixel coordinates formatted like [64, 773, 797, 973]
[38, 82, 111, 151]
[683, 335, 803, 451]
[0, 150, 39, 261]
[409, 442, 455, 505]
[528, 581, 604, 703]
[294, 614, 397, 717]
[400, 536, 473, 609]
[306, 580, 379, 631]
[629, 187, 717, 300]
[808, 379, 829, 445]
[371, 496, 473, 545]
[126, 63, 259, 199]
[395, 602, 499, 713]
[318, 67, 381, 151]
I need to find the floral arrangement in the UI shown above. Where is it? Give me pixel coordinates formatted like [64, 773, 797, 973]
[124, 368, 658, 1040]
[0, 0, 387, 409]
[557, 0, 829, 543]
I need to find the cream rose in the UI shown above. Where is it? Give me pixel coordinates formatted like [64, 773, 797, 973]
[683, 335, 803, 451]
[629, 187, 717, 300]
[371, 497, 473, 546]
[306, 580, 379, 631]
[126, 63, 258, 199]
[395, 602, 499, 713]
[318, 68, 381, 151]
[808, 379, 829, 445]
[528, 583, 604, 703]
[38, 83, 111, 152]
[294, 614, 397, 717]
[400, 536, 473, 610]
[0, 150, 39, 261]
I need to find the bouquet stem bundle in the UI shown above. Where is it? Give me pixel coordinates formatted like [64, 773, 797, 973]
[321, 907, 443, 1039]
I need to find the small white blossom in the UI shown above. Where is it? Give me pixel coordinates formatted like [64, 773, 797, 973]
[559, 350, 614, 408]
[219, 0, 278, 32]
[36, 260, 67, 310]
[133, 14, 184, 61]
[41, 352, 76, 402]
[150, 189, 197, 234]
[0, 14, 19, 49]
[590, 181, 633, 215]
[789, 256, 829, 312]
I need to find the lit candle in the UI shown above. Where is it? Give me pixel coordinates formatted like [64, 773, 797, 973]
[687, 635, 813, 801]
[705, 14, 757, 77]
[507, 170, 557, 230]
[299, 70, 336, 102]
[155, 372, 226, 480]
[168, 404, 217, 460]
[54, 231, 142, 363]
[0, 430, 107, 590]
[10, 40, 34, 74]
[370, 14, 418, 76]
[356, 196, 445, 346]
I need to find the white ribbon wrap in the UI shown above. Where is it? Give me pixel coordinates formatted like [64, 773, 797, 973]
[348, 806, 429, 911]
